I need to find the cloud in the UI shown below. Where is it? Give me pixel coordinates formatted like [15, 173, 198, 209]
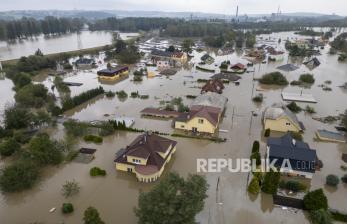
[0, 0, 346, 15]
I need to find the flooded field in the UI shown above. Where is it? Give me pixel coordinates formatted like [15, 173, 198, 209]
[0, 31, 347, 223]
[0, 31, 139, 61]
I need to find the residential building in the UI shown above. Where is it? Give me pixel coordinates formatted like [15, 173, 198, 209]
[263, 104, 305, 133]
[174, 105, 222, 134]
[114, 132, 177, 182]
[201, 79, 225, 94]
[200, 54, 215, 64]
[151, 49, 187, 66]
[156, 60, 170, 71]
[266, 133, 317, 179]
[230, 63, 246, 73]
[97, 66, 129, 80]
[75, 57, 95, 69]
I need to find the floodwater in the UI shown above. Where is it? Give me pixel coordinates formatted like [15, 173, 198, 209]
[0, 31, 139, 61]
[0, 31, 347, 223]
[0, 78, 15, 123]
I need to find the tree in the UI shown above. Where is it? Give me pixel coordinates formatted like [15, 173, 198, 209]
[248, 177, 260, 194]
[83, 207, 105, 224]
[0, 138, 21, 157]
[62, 180, 80, 198]
[62, 203, 74, 214]
[115, 39, 127, 53]
[35, 48, 44, 56]
[303, 189, 328, 210]
[15, 84, 48, 108]
[0, 162, 39, 192]
[12, 72, 32, 88]
[342, 174, 347, 184]
[261, 169, 280, 194]
[135, 172, 208, 224]
[4, 105, 32, 129]
[28, 133, 63, 165]
[326, 174, 339, 187]
[342, 110, 347, 129]
[182, 39, 194, 53]
[167, 45, 176, 52]
[252, 141, 260, 153]
[259, 72, 288, 85]
[309, 209, 332, 224]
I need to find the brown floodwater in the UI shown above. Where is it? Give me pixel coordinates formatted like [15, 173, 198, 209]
[0, 30, 347, 224]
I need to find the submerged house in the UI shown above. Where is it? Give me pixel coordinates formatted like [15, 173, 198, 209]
[230, 63, 246, 73]
[174, 105, 222, 134]
[266, 133, 317, 179]
[303, 57, 320, 69]
[114, 132, 177, 182]
[75, 58, 95, 69]
[201, 79, 225, 94]
[97, 66, 129, 80]
[263, 104, 305, 133]
[200, 54, 215, 64]
[192, 92, 228, 111]
[151, 49, 187, 66]
[268, 49, 285, 61]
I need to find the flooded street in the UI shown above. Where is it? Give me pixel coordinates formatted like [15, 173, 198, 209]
[0, 31, 138, 61]
[0, 31, 347, 223]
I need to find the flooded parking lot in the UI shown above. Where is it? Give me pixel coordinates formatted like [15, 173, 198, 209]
[0, 31, 346, 223]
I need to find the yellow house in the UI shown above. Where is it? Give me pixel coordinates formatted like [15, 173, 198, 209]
[263, 105, 304, 133]
[174, 105, 222, 134]
[97, 66, 129, 80]
[114, 132, 177, 182]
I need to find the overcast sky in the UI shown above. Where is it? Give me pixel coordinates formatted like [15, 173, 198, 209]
[1, 0, 347, 16]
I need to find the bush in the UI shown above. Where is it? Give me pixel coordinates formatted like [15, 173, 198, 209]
[261, 169, 280, 194]
[305, 105, 316, 114]
[303, 189, 328, 210]
[290, 80, 302, 86]
[133, 76, 143, 82]
[331, 210, 347, 222]
[83, 207, 105, 224]
[62, 203, 74, 214]
[299, 74, 315, 84]
[250, 152, 261, 166]
[310, 209, 332, 224]
[0, 137, 21, 157]
[0, 162, 39, 192]
[342, 174, 347, 184]
[259, 72, 288, 85]
[248, 177, 260, 194]
[326, 174, 339, 187]
[105, 91, 115, 98]
[62, 180, 80, 198]
[116, 90, 128, 99]
[131, 91, 140, 98]
[62, 87, 104, 111]
[252, 141, 260, 153]
[90, 167, 107, 177]
[279, 180, 307, 192]
[84, 135, 103, 144]
[264, 128, 271, 137]
[287, 102, 302, 113]
[252, 94, 263, 103]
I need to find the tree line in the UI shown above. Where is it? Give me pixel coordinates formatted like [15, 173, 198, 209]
[0, 16, 84, 40]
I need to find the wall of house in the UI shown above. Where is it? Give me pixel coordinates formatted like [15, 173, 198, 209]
[115, 162, 135, 172]
[98, 70, 129, 80]
[135, 146, 176, 182]
[264, 117, 300, 133]
[174, 117, 217, 134]
[127, 155, 148, 165]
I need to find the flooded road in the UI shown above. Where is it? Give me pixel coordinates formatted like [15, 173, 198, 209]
[0, 31, 347, 223]
[0, 31, 139, 61]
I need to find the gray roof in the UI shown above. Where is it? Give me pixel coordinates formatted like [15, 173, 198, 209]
[264, 104, 304, 130]
[192, 92, 228, 110]
[277, 64, 299, 72]
[268, 133, 316, 162]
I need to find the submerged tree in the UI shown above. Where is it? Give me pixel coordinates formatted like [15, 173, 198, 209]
[135, 172, 208, 224]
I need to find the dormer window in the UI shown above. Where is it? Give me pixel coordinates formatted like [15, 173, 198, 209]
[132, 158, 141, 164]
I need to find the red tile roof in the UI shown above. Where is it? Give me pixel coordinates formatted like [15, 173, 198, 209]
[201, 79, 224, 94]
[231, 63, 246, 70]
[176, 105, 221, 127]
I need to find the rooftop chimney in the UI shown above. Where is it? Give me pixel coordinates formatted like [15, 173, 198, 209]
[292, 139, 296, 147]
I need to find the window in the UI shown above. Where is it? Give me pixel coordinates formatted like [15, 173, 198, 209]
[286, 122, 291, 126]
[198, 119, 204, 124]
[132, 159, 141, 164]
[181, 125, 185, 128]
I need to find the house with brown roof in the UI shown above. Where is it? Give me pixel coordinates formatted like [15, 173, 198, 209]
[201, 79, 225, 94]
[114, 132, 177, 182]
[174, 105, 222, 134]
